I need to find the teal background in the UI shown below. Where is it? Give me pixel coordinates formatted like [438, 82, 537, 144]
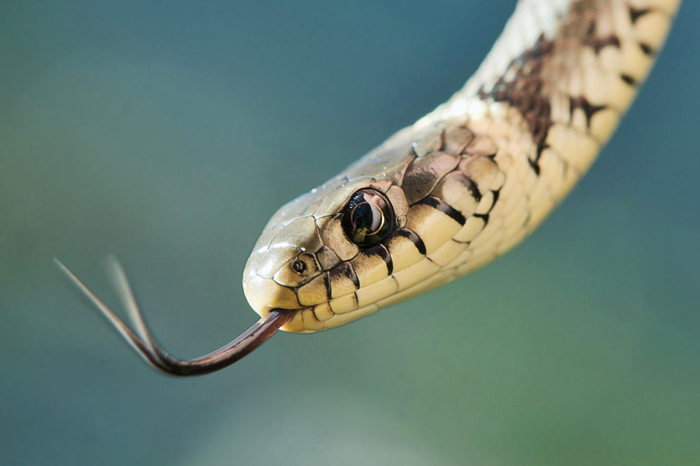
[1, 1, 699, 465]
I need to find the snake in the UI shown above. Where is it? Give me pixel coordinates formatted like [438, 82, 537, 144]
[57, 0, 681, 375]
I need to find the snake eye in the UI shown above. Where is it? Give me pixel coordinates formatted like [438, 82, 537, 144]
[341, 189, 395, 248]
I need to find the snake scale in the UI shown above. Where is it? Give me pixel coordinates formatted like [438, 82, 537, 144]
[58, 0, 680, 374]
[243, 0, 681, 333]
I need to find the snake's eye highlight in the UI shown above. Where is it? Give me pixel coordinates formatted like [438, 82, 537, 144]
[342, 189, 395, 248]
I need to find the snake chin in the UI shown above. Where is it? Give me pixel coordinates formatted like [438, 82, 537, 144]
[243, 275, 301, 315]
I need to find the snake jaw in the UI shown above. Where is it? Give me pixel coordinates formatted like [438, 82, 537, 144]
[243, 273, 316, 333]
[243, 245, 324, 333]
[243, 275, 301, 316]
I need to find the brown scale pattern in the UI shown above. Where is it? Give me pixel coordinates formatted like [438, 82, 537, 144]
[478, 35, 555, 167]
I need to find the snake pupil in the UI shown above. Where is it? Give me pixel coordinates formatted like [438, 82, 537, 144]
[352, 202, 383, 234]
[342, 189, 394, 248]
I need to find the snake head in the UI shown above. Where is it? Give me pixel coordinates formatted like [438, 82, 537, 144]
[244, 124, 497, 333]
[243, 174, 410, 333]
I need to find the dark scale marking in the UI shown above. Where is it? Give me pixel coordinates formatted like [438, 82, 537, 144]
[364, 244, 394, 276]
[639, 42, 654, 56]
[397, 229, 426, 255]
[629, 6, 652, 24]
[465, 177, 482, 202]
[417, 196, 467, 226]
[437, 130, 447, 151]
[478, 35, 554, 161]
[379, 244, 394, 275]
[569, 96, 607, 127]
[348, 293, 358, 310]
[584, 10, 621, 55]
[620, 74, 637, 86]
[324, 272, 332, 301]
[585, 34, 621, 54]
[474, 213, 490, 223]
[490, 190, 500, 212]
[338, 262, 360, 289]
[528, 157, 541, 175]
[586, 19, 596, 36]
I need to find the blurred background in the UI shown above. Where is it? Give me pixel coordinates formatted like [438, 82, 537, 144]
[1, 1, 698, 465]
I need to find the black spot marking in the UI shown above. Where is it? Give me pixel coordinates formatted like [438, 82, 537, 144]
[639, 42, 654, 56]
[587, 20, 596, 36]
[569, 96, 607, 127]
[474, 213, 490, 223]
[365, 244, 394, 275]
[478, 34, 554, 160]
[417, 196, 467, 226]
[585, 34, 621, 54]
[629, 6, 652, 24]
[337, 262, 360, 289]
[397, 229, 426, 255]
[324, 272, 332, 301]
[438, 129, 447, 150]
[620, 74, 637, 86]
[490, 190, 500, 212]
[528, 157, 541, 175]
[465, 177, 483, 202]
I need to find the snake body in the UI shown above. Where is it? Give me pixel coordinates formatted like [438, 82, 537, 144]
[243, 0, 680, 333]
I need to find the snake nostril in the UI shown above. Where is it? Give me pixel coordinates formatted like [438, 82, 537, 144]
[292, 259, 307, 274]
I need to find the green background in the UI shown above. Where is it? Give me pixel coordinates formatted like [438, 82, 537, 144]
[2, 1, 698, 465]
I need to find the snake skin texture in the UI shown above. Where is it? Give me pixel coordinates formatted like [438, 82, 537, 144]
[243, 0, 681, 333]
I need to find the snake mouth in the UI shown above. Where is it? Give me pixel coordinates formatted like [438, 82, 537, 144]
[247, 304, 317, 334]
[242, 274, 320, 332]
[243, 276, 299, 314]
[259, 305, 310, 319]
